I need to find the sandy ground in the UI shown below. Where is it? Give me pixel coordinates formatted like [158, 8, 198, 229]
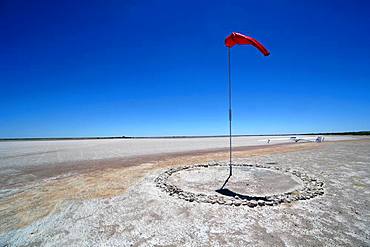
[0, 137, 369, 246]
[0, 135, 357, 169]
[0, 141, 318, 233]
[0, 135, 358, 189]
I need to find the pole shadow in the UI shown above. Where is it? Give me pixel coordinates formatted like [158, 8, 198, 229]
[215, 188, 266, 201]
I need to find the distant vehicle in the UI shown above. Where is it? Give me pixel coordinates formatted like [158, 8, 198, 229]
[290, 136, 298, 142]
[290, 136, 325, 143]
[259, 136, 326, 143]
[315, 136, 324, 142]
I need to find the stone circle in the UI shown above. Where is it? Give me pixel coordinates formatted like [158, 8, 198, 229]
[155, 163, 324, 207]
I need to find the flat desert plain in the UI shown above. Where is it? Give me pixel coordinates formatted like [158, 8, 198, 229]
[0, 135, 369, 246]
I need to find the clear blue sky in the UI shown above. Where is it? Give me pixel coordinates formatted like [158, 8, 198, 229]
[1, 0, 369, 138]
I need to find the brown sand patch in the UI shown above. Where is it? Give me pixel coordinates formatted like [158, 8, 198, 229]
[0, 142, 319, 233]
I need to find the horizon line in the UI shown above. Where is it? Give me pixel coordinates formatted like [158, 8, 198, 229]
[0, 131, 369, 142]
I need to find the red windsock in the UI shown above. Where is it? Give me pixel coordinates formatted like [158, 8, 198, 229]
[225, 32, 270, 56]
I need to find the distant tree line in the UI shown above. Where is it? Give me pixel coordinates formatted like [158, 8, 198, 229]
[1, 131, 369, 142]
[304, 131, 370, 136]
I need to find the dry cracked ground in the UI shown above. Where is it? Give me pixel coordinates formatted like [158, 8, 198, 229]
[1, 140, 370, 246]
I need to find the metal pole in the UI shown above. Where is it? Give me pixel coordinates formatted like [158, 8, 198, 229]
[220, 47, 232, 190]
[228, 47, 232, 176]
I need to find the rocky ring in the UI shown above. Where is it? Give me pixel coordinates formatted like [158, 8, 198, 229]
[155, 163, 324, 207]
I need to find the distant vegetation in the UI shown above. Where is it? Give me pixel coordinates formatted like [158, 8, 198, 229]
[304, 131, 370, 136]
[0, 131, 369, 142]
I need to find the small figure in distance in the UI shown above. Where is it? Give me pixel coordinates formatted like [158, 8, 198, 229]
[267, 139, 270, 144]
